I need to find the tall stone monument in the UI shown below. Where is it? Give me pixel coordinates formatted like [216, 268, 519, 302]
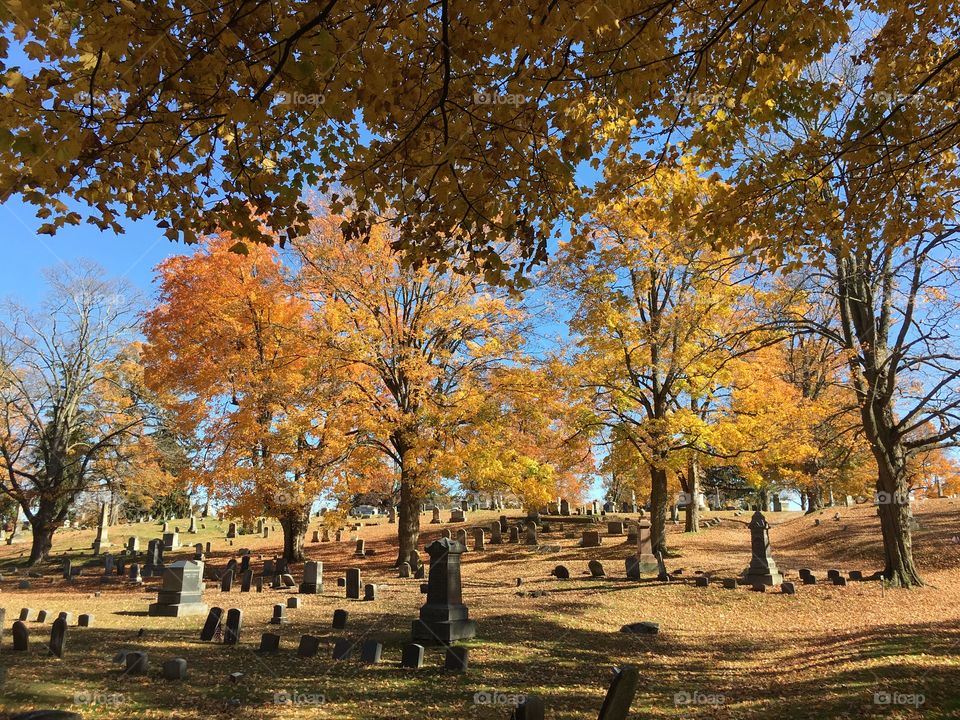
[412, 537, 476, 645]
[7, 504, 26, 545]
[148, 560, 208, 617]
[91, 502, 111, 554]
[634, 520, 659, 574]
[743, 511, 784, 586]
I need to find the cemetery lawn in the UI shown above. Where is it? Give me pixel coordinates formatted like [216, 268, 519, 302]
[1, 501, 959, 719]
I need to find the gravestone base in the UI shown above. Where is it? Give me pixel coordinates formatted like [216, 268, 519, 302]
[148, 598, 209, 617]
[742, 568, 784, 586]
[412, 615, 477, 646]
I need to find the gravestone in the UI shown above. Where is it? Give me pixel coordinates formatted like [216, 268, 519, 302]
[354, 539, 366, 557]
[722, 578, 738, 589]
[148, 560, 208, 617]
[270, 604, 287, 624]
[47, 616, 67, 658]
[220, 569, 234, 592]
[224, 608, 242, 644]
[607, 521, 624, 535]
[194, 543, 204, 560]
[388, 506, 396, 524]
[129, 563, 143, 584]
[473, 527, 485, 551]
[455, 528, 468, 549]
[322, 527, 330, 542]
[582, 530, 602, 547]
[57, 612, 72, 625]
[511, 696, 547, 720]
[509, 526, 520, 543]
[363, 583, 377, 601]
[18, 607, 32, 621]
[240, 569, 253, 592]
[635, 520, 658, 574]
[78, 614, 93, 627]
[553, 565, 570, 579]
[742, 511, 784, 586]
[92, 502, 110, 554]
[37, 609, 51, 623]
[162, 532, 179, 551]
[162, 657, 188, 680]
[695, 575, 710, 587]
[332, 609, 348, 629]
[525, 520, 538, 545]
[12, 620, 28, 651]
[430, 507, 441, 524]
[346, 568, 362, 599]
[412, 537, 477, 644]
[781, 581, 797, 594]
[441, 529, 451, 539]
[259, 632, 281, 653]
[125, 652, 149, 676]
[300, 561, 322, 593]
[450, 509, 465, 523]
[311, 530, 320, 543]
[490, 522, 503, 544]
[597, 665, 640, 720]
[226, 522, 237, 538]
[559, 499, 570, 516]
[6, 504, 26, 544]
[62, 558, 72, 580]
[589, 560, 606, 578]
[297, 635, 321, 657]
[287, 597, 300, 609]
[399, 562, 411, 578]
[360, 639, 383, 663]
[127, 536, 139, 553]
[200, 607, 223, 641]
[445, 646, 468, 672]
[143, 539, 164, 577]
[401, 643, 425, 669]
[188, 516, 198, 534]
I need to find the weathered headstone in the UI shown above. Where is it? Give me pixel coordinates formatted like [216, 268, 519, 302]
[258, 632, 281, 653]
[582, 530, 602, 547]
[589, 559, 606, 578]
[455, 528, 468, 549]
[162, 657, 188, 680]
[78, 613, 93, 627]
[445, 646, 469, 672]
[332, 638, 353, 660]
[552, 565, 570, 579]
[559, 499, 570, 516]
[597, 665, 640, 720]
[297, 634, 321, 657]
[127, 536, 140, 553]
[299, 560, 322, 594]
[224, 608, 242, 644]
[220, 569, 234, 592]
[360, 639, 383, 663]
[129, 563, 143, 584]
[430, 507, 442, 524]
[441, 528, 452, 539]
[148, 560, 208, 617]
[200, 607, 223, 641]
[226, 522, 237, 538]
[240, 569, 253, 592]
[332, 608, 348, 629]
[270, 604, 287, 625]
[12, 620, 28, 651]
[490, 522, 503, 544]
[472, 527, 485, 551]
[742, 511, 783, 586]
[354, 539, 366, 557]
[162, 532, 179, 551]
[363, 583, 377, 601]
[401, 642, 425, 669]
[525, 520, 538, 546]
[125, 651, 149, 676]
[346, 568, 361, 599]
[398, 562, 411, 579]
[311, 530, 320, 543]
[412, 537, 476, 644]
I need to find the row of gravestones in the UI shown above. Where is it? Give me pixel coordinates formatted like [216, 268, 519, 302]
[6, 608, 95, 656]
[510, 665, 640, 720]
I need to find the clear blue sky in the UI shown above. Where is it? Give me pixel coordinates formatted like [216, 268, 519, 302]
[0, 196, 180, 307]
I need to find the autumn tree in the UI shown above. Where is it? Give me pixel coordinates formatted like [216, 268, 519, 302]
[558, 163, 775, 552]
[0, 263, 152, 564]
[0, 2, 854, 280]
[144, 237, 353, 562]
[715, 27, 960, 586]
[296, 210, 525, 565]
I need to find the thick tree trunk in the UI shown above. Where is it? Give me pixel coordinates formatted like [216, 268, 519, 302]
[799, 493, 806, 512]
[759, 488, 770, 512]
[649, 465, 669, 555]
[27, 512, 56, 566]
[873, 447, 923, 587]
[805, 487, 824, 514]
[278, 504, 311, 563]
[396, 471, 420, 567]
[683, 460, 701, 533]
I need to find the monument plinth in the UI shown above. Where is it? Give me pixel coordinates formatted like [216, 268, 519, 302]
[412, 538, 476, 645]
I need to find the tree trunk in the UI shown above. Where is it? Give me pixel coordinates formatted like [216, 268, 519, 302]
[799, 493, 806, 511]
[278, 504, 311, 563]
[759, 487, 770, 512]
[396, 469, 421, 567]
[873, 447, 923, 587]
[683, 460, 701, 533]
[649, 465, 669, 555]
[805, 488, 825, 514]
[27, 506, 57, 566]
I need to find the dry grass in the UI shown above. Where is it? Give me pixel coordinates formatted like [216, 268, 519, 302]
[0, 500, 958, 719]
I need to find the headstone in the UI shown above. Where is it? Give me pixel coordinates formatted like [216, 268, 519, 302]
[559, 499, 570, 516]
[354, 539, 366, 557]
[332, 609, 348, 629]
[552, 565, 570, 579]
[270, 604, 287, 625]
[582, 530, 602, 547]
[125, 651, 149, 675]
[346, 568, 361, 600]
[92, 502, 110, 554]
[445, 646, 468, 672]
[525, 520, 538, 546]
[311, 530, 320, 543]
[6, 504, 26, 544]
[412, 537, 477, 644]
[455, 528, 468, 549]
[490, 522, 503, 544]
[162, 657, 188, 680]
[742, 511, 784, 586]
[258, 632, 281, 653]
[441, 528, 452, 539]
[162, 532, 179, 551]
[37, 609, 51, 623]
[431, 507, 442, 524]
[401, 642, 425, 669]
[57, 611, 73, 625]
[722, 578, 738, 589]
[398, 562, 411, 578]
[194, 543, 204, 560]
[363, 583, 377, 601]
[19, 608, 32, 622]
[597, 665, 640, 720]
[360, 639, 383, 663]
[129, 563, 143, 584]
[388, 506, 396, 524]
[297, 635, 321, 657]
[78, 614, 94, 627]
[148, 560, 208, 617]
[127, 536, 140, 553]
[450, 509, 465, 523]
[224, 608, 242, 644]
[472, 527, 485, 551]
[299, 561, 322, 594]
[322, 527, 330, 542]
[200, 607, 223, 641]
[287, 596, 300, 609]
[511, 696, 547, 720]
[12, 620, 28, 651]
[240, 569, 253, 592]
[220, 569, 234, 592]
[635, 520, 658, 574]
[143, 539, 164, 577]
[62, 558, 72, 580]
[589, 559, 606, 578]
[188, 516, 198, 534]
[509, 526, 520, 543]
[607, 521, 624, 535]
[226, 522, 237, 538]
[781, 581, 796, 594]
[48, 616, 67, 657]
